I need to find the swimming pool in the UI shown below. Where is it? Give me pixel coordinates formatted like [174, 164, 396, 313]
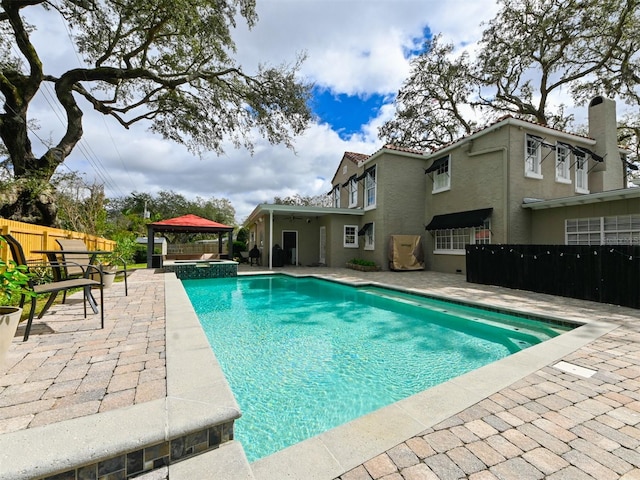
[182, 274, 572, 462]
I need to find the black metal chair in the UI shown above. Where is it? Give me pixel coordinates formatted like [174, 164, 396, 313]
[56, 238, 128, 297]
[3, 235, 104, 341]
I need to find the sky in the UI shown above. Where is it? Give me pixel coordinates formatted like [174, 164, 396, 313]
[23, 0, 506, 223]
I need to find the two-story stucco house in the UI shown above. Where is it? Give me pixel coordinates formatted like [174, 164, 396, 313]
[244, 96, 640, 272]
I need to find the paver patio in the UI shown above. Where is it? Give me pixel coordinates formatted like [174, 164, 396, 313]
[0, 265, 638, 479]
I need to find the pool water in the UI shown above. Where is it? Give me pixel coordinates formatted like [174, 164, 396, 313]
[182, 275, 570, 462]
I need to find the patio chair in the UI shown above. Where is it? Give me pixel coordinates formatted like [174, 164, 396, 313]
[3, 235, 104, 341]
[56, 239, 128, 297]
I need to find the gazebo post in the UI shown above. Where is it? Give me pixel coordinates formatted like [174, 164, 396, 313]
[146, 224, 154, 268]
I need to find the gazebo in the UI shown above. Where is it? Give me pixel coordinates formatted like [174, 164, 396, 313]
[146, 214, 234, 267]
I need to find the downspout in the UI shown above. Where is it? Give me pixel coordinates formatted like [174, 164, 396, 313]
[269, 210, 274, 270]
[466, 146, 510, 242]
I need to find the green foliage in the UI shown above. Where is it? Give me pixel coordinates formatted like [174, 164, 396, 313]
[52, 171, 108, 236]
[273, 193, 332, 207]
[109, 233, 138, 265]
[0, 237, 35, 306]
[349, 258, 377, 267]
[236, 227, 249, 245]
[106, 190, 237, 238]
[232, 240, 247, 257]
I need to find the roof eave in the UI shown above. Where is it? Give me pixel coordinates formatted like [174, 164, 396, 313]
[521, 188, 640, 210]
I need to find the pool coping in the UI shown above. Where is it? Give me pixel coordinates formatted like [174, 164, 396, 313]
[232, 272, 618, 480]
[0, 273, 243, 480]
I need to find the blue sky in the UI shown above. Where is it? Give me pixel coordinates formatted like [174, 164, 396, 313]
[26, 0, 500, 221]
[312, 89, 388, 140]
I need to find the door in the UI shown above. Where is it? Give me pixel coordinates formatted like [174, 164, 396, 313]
[319, 226, 326, 265]
[282, 230, 298, 265]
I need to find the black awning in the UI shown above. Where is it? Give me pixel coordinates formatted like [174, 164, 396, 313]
[342, 174, 357, 187]
[425, 208, 493, 230]
[425, 155, 448, 174]
[358, 223, 373, 236]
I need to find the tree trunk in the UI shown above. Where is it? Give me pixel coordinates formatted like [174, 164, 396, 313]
[0, 179, 58, 227]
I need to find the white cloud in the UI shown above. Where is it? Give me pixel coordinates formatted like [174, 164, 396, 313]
[19, 0, 505, 222]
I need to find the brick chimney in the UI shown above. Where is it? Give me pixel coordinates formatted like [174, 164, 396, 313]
[588, 96, 624, 192]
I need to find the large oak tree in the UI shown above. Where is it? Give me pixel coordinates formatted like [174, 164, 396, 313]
[0, 0, 312, 226]
[380, 0, 640, 162]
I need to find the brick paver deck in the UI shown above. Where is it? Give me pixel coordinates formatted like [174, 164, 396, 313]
[0, 269, 165, 434]
[1, 266, 639, 479]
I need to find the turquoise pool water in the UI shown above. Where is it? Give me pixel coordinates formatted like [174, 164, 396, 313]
[182, 275, 571, 462]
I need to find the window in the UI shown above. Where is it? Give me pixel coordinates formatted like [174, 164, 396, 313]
[332, 186, 341, 208]
[474, 219, 491, 245]
[343, 225, 358, 248]
[432, 156, 450, 193]
[348, 178, 358, 207]
[566, 215, 640, 245]
[364, 223, 375, 250]
[575, 154, 589, 193]
[525, 134, 542, 178]
[364, 166, 376, 209]
[555, 143, 571, 183]
[434, 220, 491, 253]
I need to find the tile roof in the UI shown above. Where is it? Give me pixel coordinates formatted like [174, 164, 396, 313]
[425, 114, 595, 157]
[343, 151, 370, 165]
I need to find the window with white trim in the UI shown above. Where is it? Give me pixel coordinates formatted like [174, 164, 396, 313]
[555, 143, 571, 183]
[332, 186, 341, 208]
[364, 223, 375, 250]
[348, 178, 358, 207]
[474, 219, 491, 245]
[433, 158, 450, 193]
[434, 220, 491, 253]
[364, 166, 376, 209]
[575, 154, 589, 193]
[525, 134, 542, 178]
[566, 215, 640, 245]
[343, 225, 358, 248]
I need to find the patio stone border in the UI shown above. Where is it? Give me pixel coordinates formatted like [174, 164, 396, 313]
[0, 272, 241, 480]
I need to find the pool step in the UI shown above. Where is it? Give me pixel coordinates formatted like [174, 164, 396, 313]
[169, 441, 255, 480]
[358, 287, 565, 340]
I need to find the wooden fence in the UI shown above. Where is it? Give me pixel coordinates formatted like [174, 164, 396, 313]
[466, 244, 640, 309]
[0, 219, 116, 264]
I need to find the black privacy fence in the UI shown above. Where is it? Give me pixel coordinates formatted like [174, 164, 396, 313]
[466, 244, 640, 309]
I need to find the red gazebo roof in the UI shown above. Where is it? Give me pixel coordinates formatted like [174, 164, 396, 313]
[151, 214, 233, 230]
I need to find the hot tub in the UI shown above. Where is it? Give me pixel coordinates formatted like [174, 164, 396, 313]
[162, 259, 238, 279]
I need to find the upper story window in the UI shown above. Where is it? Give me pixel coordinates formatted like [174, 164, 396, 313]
[555, 143, 571, 183]
[348, 177, 358, 207]
[332, 186, 341, 208]
[364, 166, 376, 209]
[426, 155, 450, 193]
[575, 153, 589, 193]
[343, 225, 358, 248]
[525, 134, 543, 178]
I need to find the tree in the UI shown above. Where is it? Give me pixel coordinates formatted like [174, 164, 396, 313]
[52, 171, 108, 236]
[378, 35, 478, 151]
[0, 0, 312, 226]
[380, 0, 640, 151]
[273, 193, 332, 207]
[618, 114, 640, 184]
[106, 190, 237, 237]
